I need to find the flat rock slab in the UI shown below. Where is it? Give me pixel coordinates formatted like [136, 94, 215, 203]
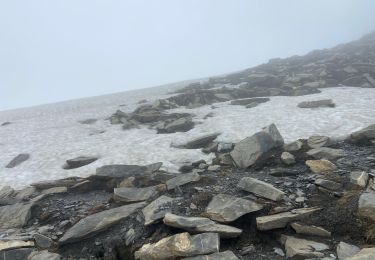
[306, 147, 346, 160]
[297, 99, 335, 108]
[182, 250, 239, 260]
[0, 202, 34, 228]
[256, 207, 321, 231]
[163, 213, 242, 238]
[114, 186, 160, 203]
[65, 156, 98, 169]
[307, 135, 330, 148]
[0, 240, 34, 251]
[314, 179, 342, 191]
[280, 235, 329, 259]
[143, 195, 181, 225]
[358, 192, 375, 221]
[134, 232, 220, 260]
[306, 159, 337, 174]
[166, 171, 201, 190]
[205, 194, 263, 223]
[238, 177, 285, 201]
[283, 140, 303, 152]
[94, 162, 162, 179]
[230, 97, 270, 106]
[291, 222, 331, 237]
[5, 153, 30, 168]
[349, 247, 375, 260]
[336, 242, 360, 260]
[178, 133, 221, 149]
[59, 202, 146, 245]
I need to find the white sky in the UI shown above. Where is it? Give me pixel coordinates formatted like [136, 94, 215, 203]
[1, 0, 375, 110]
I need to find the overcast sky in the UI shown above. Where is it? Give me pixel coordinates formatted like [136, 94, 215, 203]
[1, 0, 375, 111]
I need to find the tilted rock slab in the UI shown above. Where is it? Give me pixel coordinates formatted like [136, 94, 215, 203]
[28, 250, 62, 260]
[205, 194, 263, 223]
[306, 147, 346, 160]
[166, 171, 201, 190]
[280, 235, 329, 259]
[114, 186, 160, 203]
[238, 177, 285, 201]
[291, 222, 331, 237]
[336, 242, 360, 260]
[176, 133, 221, 149]
[59, 202, 146, 245]
[182, 250, 239, 260]
[134, 232, 220, 260]
[143, 195, 181, 225]
[163, 213, 242, 238]
[94, 162, 162, 179]
[256, 207, 321, 230]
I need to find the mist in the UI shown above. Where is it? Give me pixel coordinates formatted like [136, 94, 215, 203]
[1, 0, 375, 110]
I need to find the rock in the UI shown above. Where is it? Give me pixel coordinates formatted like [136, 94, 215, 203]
[166, 171, 201, 190]
[5, 153, 30, 168]
[30, 177, 85, 189]
[262, 123, 284, 147]
[350, 124, 375, 144]
[0, 240, 34, 251]
[298, 99, 335, 108]
[350, 171, 369, 187]
[358, 192, 375, 221]
[1, 121, 11, 126]
[283, 140, 303, 152]
[0, 248, 34, 260]
[59, 202, 146, 245]
[217, 143, 233, 153]
[94, 163, 162, 179]
[349, 247, 375, 260]
[182, 251, 239, 260]
[291, 222, 331, 237]
[306, 159, 337, 174]
[207, 165, 221, 171]
[178, 133, 221, 149]
[230, 97, 270, 106]
[230, 125, 282, 169]
[179, 164, 194, 173]
[0, 202, 34, 228]
[143, 195, 181, 225]
[307, 147, 346, 160]
[113, 186, 160, 203]
[64, 156, 98, 169]
[163, 213, 242, 238]
[14, 187, 36, 200]
[78, 118, 97, 124]
[41, 186, 67, 195]
[256, 207, 321, 230]
[28, 250, 62, 260]
[237, 177, 285, 201]
[281, 152, 296, 165]
[314, 179, 342, 191]
[280, 235, 329, 259]
[134, 232, 220, 260]
[157, 116, 194, 134]
[307, 135, 330, 148]
[336, 242, 360, 260]
[34, 234, 53, 249]
[0, 186, 15, 199]
[205, 194, 263, 223]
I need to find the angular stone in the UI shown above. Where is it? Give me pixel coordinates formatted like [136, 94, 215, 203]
[307, 135, 330, 148]
[0, 186, 15, 199]
[114, 186, 160, 203]
[30, 177, 85, 189]
[205, 194, 263, 223]
[65, 156, 98, 169]
[314, 179, 342, 191]
[307, 147, 346, 160]
[298, 99, 335, 108]
[291, 222, 331, 237]
[238, 177, 285, 201]
[0, 202, 34, 228]
[349, 247, 375, 260]
[182, 250, 239, 260]
[281, 152, 296, 165]
[350, 124, 375, 145]
[59, 202, 146, 245]
[34, 234, 53, 249]
[166, 171, 200, 190]
[262, 123, 284, 147]
[178, 133, 221, 149]
[28, 250, 62, 260]
[358, 192, 375, 221]
[283, 140, 303, 152]
[0, 240, 34, 251]
[207, 165, 221, 171]
[94, 163, 162, 179]
[306, 159, 337, 174]
[143, 195, 181, 225]
[5, 153, 30, 168]
[163, 213, 242, 238]
[134, 232, 220, 260]
[256, 207, 321, 231]
[280, 235, 329, 259]
[350, 171, 369, 187]
[336, 242, 360, 260]
[0, 248, 33, 260]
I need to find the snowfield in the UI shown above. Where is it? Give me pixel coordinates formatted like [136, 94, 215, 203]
[1, 85, 375, 189]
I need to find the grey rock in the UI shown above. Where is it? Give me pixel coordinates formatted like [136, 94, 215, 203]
[114, 186, 160, 203]
[134, 232, 220, 260]
[281, 152, 296, 165]
[207, 165, 221, 171]
[306, 159, 337, 174]
[0, 240, 34, 251]
[125, 228, 136, 246]
[0, 202, 34, 228]
[59, 202, 146, 244]
[178, 133, 221, 149]
[157, 117, 194, 134]
[163, 213, 242, 238]
[307, 135, 330, 148]
[307, 147, 346, 160]
[0, 186, 15, 199]
[34, 234, 53, 249]
[350, 124, 375, 144]
[348, 247, 375, 260]
[0, 248, 34, 260]
[314, 179, 342, 191]
[298, 99, 335, 108]
[256, 207, 321, 230]
[182, 250, 239, 260]
[283, 140, 303, 152]
[217, 143, 233, 153]
[205, 194, 263, 223]
[358, 192, 375, 221]
[280, 235, 329, 259]
[166, 171, 201, 190]
[262, 123, 284, 147]
[28, 250, 62, 260]
[64, 156, 98, 169]
[291, 222, 331, 237]
[350, 171, 369, 187]
[230, 97, 270, 106]
[336, 242, 360, 260]
[238, 177, 285, 201]
[94, 162, 162, 179]
[143, 195, 181, 225]
[5, 154, 30, 168]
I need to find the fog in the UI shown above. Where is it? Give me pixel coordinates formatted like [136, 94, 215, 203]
[1, 0, 375, 111]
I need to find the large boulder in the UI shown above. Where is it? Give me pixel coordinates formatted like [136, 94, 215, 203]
[297, 99, 335, 108]
[237, 177, 285, 201]
[349, 124, 375, 144]
[230, 124, 283, 169]
[134, 232, 220, 259]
